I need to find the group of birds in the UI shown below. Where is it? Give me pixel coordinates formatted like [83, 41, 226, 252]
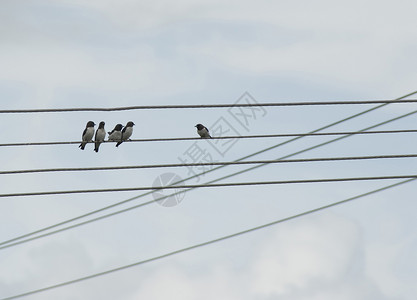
[79, 121, 135, 152]
[79, 122, 212, 152]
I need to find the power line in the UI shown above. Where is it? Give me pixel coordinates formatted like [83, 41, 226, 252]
[2, 110, 416, 250]
[1, 129, 417, 147]
[1, 177, 414, 300]
[1, 175, 417, 199]
[1, 99, 417, 114]
[1, 91, 415, 249]
[2, 91, 415, 249]
[2, 154, 417, 175]
[4, 108, 416, 250]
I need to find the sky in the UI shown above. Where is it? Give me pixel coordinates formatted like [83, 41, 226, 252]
[0, 0, 417, 299]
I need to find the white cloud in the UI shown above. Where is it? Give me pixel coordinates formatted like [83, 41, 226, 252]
[250, 213, 360, 297]
[365, 236, 417, 300]
[126, 213, 395, 300]
[0, 237, 94, 291]
[2, 0, 416, 96]
[130, 267, 199, 300]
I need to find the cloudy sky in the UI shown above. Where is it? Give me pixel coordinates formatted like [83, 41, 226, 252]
[1, 0, 416, 299]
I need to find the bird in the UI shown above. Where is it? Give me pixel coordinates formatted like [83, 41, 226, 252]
[94, 121, 106, 152]
[108, 124, 123, 142]
[79, 121, 95, 150]
[116, 121, 135, 147]
[195, 124, 212, 138]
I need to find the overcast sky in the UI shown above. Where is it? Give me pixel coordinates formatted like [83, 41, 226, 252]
[1, 1, 417, 299]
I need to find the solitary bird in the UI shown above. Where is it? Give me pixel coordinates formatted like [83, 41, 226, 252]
[94, 121, 106, 152]
[108, 124, 123, 142]
[79, 121, 95, 150]
[116, 121, 135, 147]
[195, 124, 212, 138]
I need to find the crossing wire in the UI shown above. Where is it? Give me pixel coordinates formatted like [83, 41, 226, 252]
[1, 91, 416, 249]
[1, 177, 414, 300]
[1, 154, 417, 175]
[1, 99, 417, 113]
[0, 129, 417, 147]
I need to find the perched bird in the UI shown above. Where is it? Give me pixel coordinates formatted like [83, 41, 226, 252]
[116, 121, 135, 147]
[195, 124, 212, 138]
[79, 121, 95, 150]
[94, 121, 106, 153]
[108, 124, 123, 142]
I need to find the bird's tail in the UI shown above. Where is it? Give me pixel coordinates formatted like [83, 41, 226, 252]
[79, 142, 86, 150]
[94, 142, 100, 152]
[116, 141, 122, 147]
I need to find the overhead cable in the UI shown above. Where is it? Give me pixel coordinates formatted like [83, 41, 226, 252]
[2, 91, 415, 248]
[1, 107, 416, 248]
[1, 175, 417, 199]
[1, 178, 414, 300]
[1, 129, 417, 147]
[1, 99, 417, 114]
[0, 91, 417, 245]
[1, 154, 417, 175]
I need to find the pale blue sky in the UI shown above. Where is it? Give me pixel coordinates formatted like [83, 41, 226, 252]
[1, 1, 416, 299]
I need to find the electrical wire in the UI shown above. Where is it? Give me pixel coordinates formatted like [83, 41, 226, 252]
[1, 177, 414, 300]
[1, 129, 417, 147]
[2, 109, 416, 249]
[1, 154, 417, 175]
[1, 90, 415, 248]
[1, 90, 416, 249]
[1, 99, 417, 114]
[1, 172, 417, 250]
[1, 175, 417, 199]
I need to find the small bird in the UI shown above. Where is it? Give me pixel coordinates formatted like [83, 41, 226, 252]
[94, 121, 106, 152]
[195, 124, 212, 138]
[79, 121, 95, 150]
[108, 124, 123, 142]
[116, 121, 135, 147]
